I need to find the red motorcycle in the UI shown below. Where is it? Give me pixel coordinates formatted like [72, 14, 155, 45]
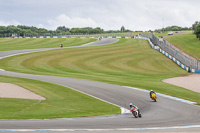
[130, 107, 142, 118]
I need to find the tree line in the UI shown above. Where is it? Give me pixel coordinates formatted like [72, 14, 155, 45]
[1, 24, 199, 39]
[154, 25, 192, 33]
[0, 25, 131, 37]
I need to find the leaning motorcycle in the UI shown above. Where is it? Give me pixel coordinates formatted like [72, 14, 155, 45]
[151, 93, 157, 102]
[130, 107, 142, 118]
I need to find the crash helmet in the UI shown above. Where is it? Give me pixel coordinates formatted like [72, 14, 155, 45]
[150, 90, 153, 92]
[129, 103, 133, 108]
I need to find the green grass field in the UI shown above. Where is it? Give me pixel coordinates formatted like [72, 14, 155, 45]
[1, 39, 200, 105]
[165, 31, 200, 59]
[153, 32, 169, 37]
[0, 75, 120, 119]
[0, 38, 96, 51]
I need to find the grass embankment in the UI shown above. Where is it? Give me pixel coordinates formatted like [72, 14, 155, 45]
[165, 31, 200, 59]
[0, 38, 96, 51]
[0, 75, 120, 119]
[1, 39, 200, 104]
[153, 32, 169, 37]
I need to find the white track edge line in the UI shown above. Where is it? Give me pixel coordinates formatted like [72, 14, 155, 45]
[55, 83, 130, 114]
[1, 125, 200, 131]
[123, 86, 196, 104]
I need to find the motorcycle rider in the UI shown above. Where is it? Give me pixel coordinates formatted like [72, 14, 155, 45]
[150, 90, 156, 98]
[129, 103, 133, 109]
[129, 103, 140, 114]
[99, 36, 102, 41]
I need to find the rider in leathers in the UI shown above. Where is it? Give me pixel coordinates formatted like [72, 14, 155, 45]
[129, 103, 140, 114]
[150, 90, 156, 98]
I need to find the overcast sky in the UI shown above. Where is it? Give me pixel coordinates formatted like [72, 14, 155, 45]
[0, 0, 200, 31]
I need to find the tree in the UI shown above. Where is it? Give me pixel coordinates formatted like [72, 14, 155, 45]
[195, 26, 200, 39]
[192, 21, 199, 30]
[193, 21, 200, 40]
[56, 26, 70, 32]
[194, 24, 200, 40]
[120, 26, 125, 32]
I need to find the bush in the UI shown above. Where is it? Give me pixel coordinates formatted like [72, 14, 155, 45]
[192, 21, 200, 40]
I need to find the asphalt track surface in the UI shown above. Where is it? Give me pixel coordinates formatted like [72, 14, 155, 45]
[0, 38, 200, 131]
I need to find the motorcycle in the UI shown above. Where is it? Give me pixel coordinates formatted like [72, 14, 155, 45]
[99, 37, 102, 41]
[130, 107, 142, 118]
[151, 93, 157, 102]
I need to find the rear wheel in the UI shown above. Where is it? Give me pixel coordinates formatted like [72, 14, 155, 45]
[132, 112, 137, 118]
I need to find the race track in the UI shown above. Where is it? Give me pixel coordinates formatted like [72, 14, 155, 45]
[0, 38, 200, 131]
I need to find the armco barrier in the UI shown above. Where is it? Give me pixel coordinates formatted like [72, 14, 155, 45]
[141, 33, 200, 71]
[136, 36, 200, 73]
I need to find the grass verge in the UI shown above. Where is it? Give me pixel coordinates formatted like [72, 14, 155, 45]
[153, 32, 169, 37]
[0, 75, 120, 119]
[0, 38, 96, 51]
[165, 31, 200, 59]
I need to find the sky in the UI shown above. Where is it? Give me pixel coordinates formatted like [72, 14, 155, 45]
[0, 0, 200, 31]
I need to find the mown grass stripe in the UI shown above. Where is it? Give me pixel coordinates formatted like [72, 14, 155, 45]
[0, 38, 96, 51]
[1, 39, 200, 106]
